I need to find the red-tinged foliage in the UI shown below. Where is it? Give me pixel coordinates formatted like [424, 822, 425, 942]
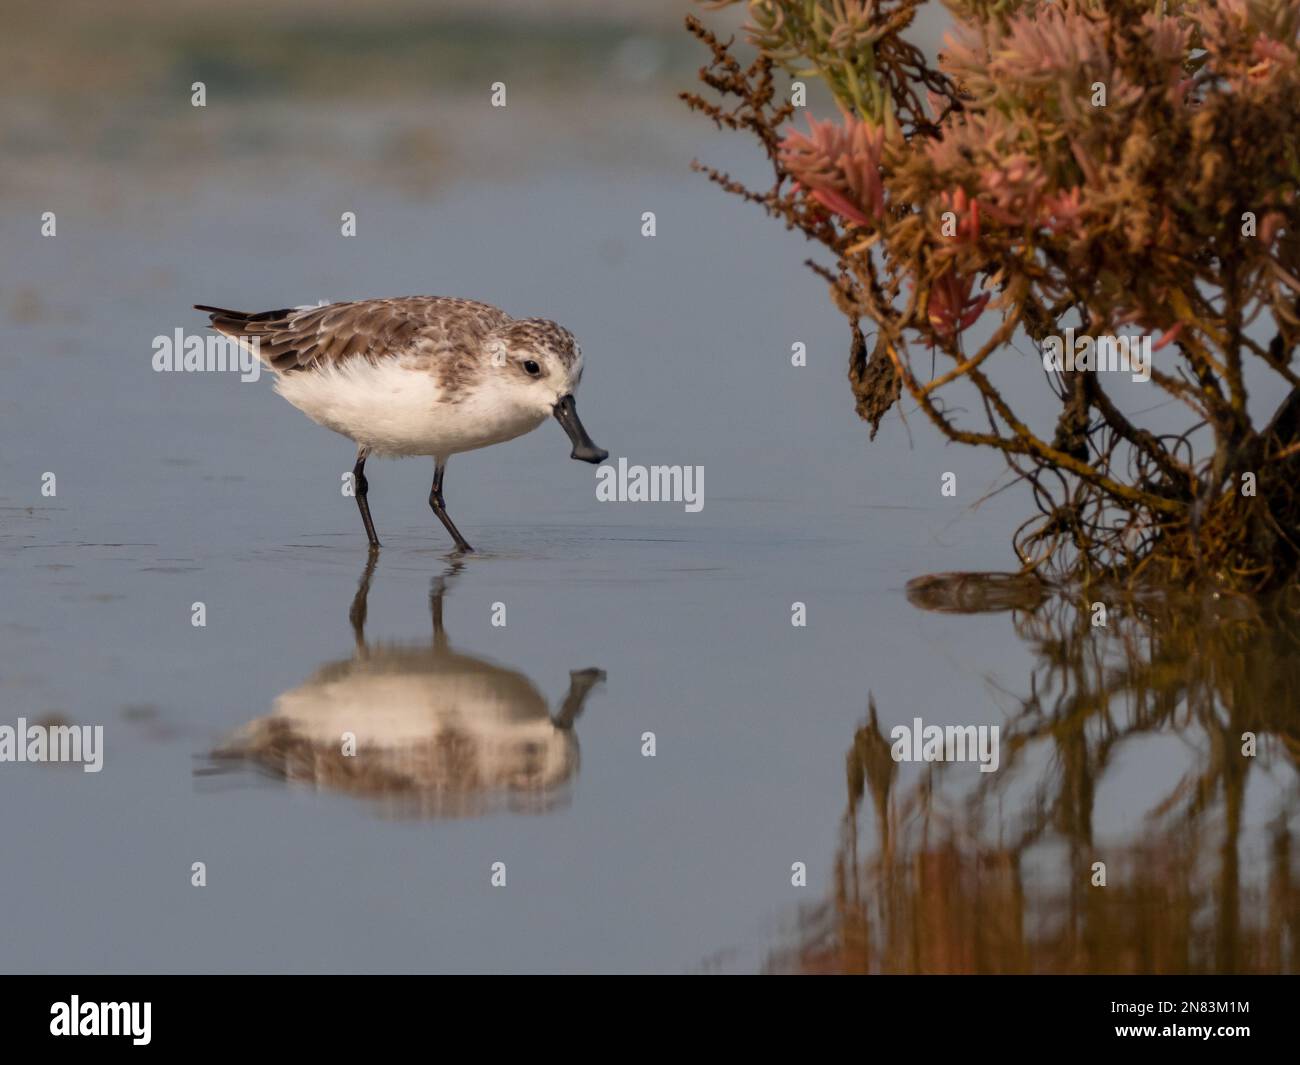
[683, 0, 1300, 589]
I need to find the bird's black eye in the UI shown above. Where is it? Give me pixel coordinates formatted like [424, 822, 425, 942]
[523, 360, 541, 376]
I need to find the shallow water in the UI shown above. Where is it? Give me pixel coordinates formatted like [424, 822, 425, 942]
[1, 3, 1297, 974]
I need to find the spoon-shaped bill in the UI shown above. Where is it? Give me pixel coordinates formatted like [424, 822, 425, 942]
[553, 394, 608, 464]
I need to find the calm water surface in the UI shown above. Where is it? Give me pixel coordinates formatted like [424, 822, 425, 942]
[1, 5, 1296, 973]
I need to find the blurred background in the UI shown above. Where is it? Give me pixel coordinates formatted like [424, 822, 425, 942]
[2, 0, 712, 206]
[0, 1, 1295, 974]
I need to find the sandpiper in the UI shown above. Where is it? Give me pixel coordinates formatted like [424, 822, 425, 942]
[195, 296, 608, 552]
[210, 557, 605, 817]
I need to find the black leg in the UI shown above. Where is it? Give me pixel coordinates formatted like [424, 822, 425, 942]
[429, 459, 473, 553]
[348, 549, 379, 654]
[428, 558, 465, 650]
[352, 447, 380, 549]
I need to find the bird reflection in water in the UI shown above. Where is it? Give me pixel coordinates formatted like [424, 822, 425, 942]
[211, 556, 605, 817]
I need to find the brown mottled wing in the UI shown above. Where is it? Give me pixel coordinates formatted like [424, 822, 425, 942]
[194, 297, 509, 374]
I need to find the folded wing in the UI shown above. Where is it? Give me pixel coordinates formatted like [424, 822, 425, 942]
[194, 296, 510, 374]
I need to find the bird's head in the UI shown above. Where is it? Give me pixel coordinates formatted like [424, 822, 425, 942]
[486, 318, 607, 463]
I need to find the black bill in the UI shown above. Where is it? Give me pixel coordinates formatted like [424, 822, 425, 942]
[553, 394, 608, 464]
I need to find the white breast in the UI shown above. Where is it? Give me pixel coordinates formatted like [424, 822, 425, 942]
[273, 359, 547, 458]
[257, 664, 576, 790]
